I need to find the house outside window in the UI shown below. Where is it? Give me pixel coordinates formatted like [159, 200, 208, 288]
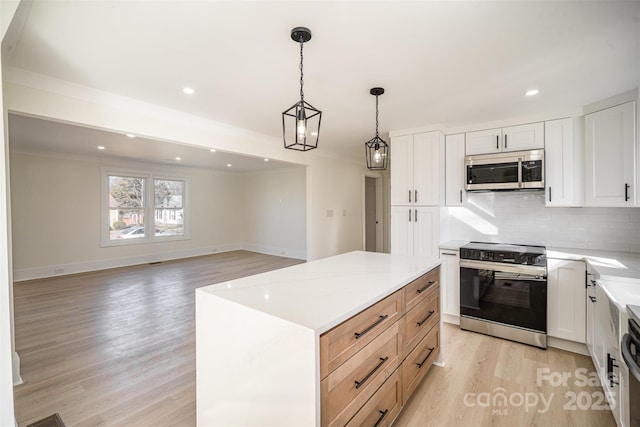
[102, 168, 188, 246]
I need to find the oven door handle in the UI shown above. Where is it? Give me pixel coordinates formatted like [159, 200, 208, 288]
[622, 333, 640, 382]
[460, 259, 547, 277]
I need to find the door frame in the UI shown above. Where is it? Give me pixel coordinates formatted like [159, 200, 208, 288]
[362, 172, 383, 252]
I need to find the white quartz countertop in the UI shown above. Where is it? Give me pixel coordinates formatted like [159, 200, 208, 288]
[598, 278, 640, 311]
[196, 251, 440, 334]
[439, 240, 469, 251]
[547, 247, 640, 280]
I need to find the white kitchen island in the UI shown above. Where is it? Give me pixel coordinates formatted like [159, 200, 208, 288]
[196, 251, 441, 426]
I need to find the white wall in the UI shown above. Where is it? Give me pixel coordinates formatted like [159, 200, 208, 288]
[441, 192, 640, 252]
[242, 167, 306, 260]
[10, 151, 246, 279]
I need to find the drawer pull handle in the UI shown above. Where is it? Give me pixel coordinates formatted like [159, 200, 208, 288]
[355, 357, 389, 389]
[373, 409, 389, 427]
[416, 281, 437, 294]
[417, 310, 435, 327]
[354, 315, 388, 339]
[417, 347, 435, 368]
[589, 296, 597, 303]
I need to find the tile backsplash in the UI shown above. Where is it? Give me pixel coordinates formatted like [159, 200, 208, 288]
[441, 192, 640, 253]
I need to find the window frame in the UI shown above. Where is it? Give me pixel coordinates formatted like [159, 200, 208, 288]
[101, 167, 189, 247]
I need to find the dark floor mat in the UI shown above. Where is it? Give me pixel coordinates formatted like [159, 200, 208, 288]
[26, 413, 65, 427]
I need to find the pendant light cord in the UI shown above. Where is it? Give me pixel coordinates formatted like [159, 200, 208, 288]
[375, 95, 379, 137]
[299, 39, 304, 103]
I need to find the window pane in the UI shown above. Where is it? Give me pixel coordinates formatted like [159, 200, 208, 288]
[154, 179, 184, 237]
[155, 208, 184, 236]
[109, 176, 145, 208]
[109, 209, 145, 240]
[154, 179, 184, 208]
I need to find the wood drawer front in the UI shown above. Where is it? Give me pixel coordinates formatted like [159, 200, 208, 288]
[403, 267, 440, 312]
[402, 325, 440, 405]
[403, 284, 440, 358]
[320, 291, 402, 379]
[321, 322, 401, 427]
[345, 368, 402, 427]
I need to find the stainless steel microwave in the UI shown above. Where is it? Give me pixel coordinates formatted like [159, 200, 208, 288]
[465, 149, 544, 191]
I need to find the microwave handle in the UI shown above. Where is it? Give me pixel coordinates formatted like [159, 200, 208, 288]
[518, 157, 523, 188]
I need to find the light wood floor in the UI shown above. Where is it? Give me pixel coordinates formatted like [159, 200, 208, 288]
[13, 251, 616, 427]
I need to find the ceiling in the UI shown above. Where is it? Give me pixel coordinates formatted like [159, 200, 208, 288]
[3, 1, 640, 164]
[8, 114, 294, 172]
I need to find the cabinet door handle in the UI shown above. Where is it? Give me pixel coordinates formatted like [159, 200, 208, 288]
[417, 281, 437, 294]
[417, 310, 435, 327]
[589, 296, 597, 303]
[496, 135, 499, 150]
[549, 187, 552, 202]
[354, 356, 388, 389]
[414, 209, 418, 222]
[415, 190, 418, 203]
[504, 134, 508, 149]
[373, 409, 389, 427]
[354, 315, 389, 339]
[409, 209, 412, 222]
[416, 347, 435, 368]
[625, 183, 630, 202]
[460, 189, 462, 203]
[409, 190, 411, 203]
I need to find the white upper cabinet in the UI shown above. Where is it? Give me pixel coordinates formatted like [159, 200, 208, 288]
[390, 131, 444, 206]
[390, 135, 414, 206]
[444, 134, 466, 206]
[466, 122, 543, 155]
[465, 128, 502, 155]
[585, 101, 637, 207]
[544, 117, 584, 207]
[502, 122, 544, 152]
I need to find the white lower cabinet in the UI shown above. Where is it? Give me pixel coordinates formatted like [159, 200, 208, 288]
[439, 249, 460, 324]
[547, 259, 586, 343]
[390, 207, 439, 258]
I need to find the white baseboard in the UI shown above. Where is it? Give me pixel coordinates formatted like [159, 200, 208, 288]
[548, 336, 589, 356]
[12, 351, 22, 386]
[241, 243, 306, 260]
[441, 313, 460, 325]
[13, 243, 244, 282]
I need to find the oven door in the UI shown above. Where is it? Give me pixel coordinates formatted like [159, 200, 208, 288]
[460, 260, 547, 333]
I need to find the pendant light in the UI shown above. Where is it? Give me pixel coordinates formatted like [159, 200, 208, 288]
[282, 27, 322, 151]
[365, 87, 389, 170]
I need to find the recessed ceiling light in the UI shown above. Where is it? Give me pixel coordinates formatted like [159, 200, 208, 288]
[175, 157, 182, 161]
[525, 89, 540, 96]
[209, 148, 217, 153]
[264, 158, 269, 162]
[97, 146, 105, 150]
[227, 163, 232, 167]
[183, 87, 195, 95]
[126, 133, 136, 138]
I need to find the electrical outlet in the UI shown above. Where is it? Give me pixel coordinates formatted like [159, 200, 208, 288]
[211, 248, 217, 253]
[54, 268, 64, 274]
[327, 209, 334, 217]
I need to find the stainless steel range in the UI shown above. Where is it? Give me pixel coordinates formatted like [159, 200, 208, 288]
[459, 242, 547, 349]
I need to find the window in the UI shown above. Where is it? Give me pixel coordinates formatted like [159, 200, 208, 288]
[154, 179, 184, 237]
[102, 169, 187, 245]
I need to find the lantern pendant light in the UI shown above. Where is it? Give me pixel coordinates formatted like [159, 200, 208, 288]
[365, 87, 389, 170]
[282, 27, 322, 151]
